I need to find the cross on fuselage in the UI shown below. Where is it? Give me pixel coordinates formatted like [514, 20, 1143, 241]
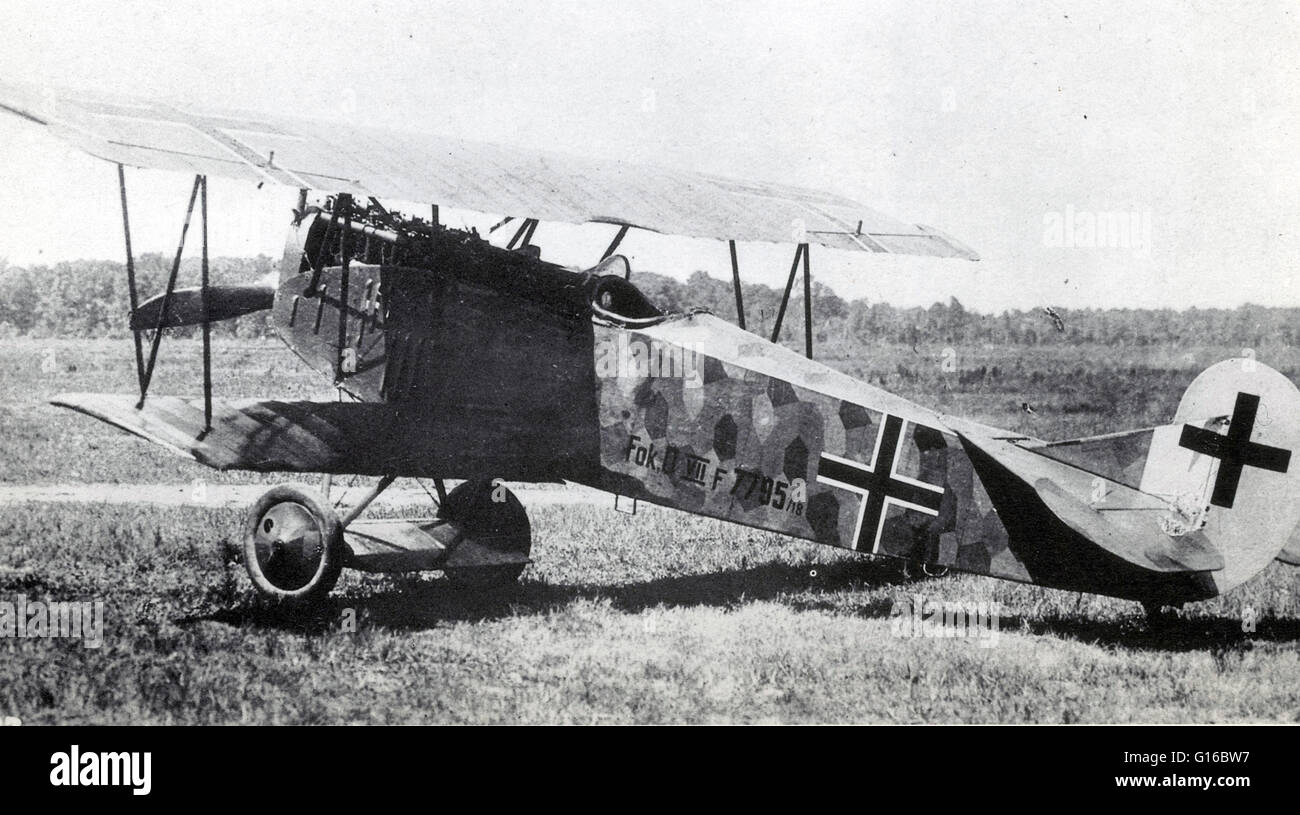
[1178, 392, 1291, 509]
[816, 413, 945, 553]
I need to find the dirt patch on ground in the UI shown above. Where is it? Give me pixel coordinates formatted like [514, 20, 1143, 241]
[0, 482, 612, 509]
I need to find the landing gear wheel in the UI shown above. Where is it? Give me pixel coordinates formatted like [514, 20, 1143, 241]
[439, 478, 532, 589]
[243, 484, 344, 604]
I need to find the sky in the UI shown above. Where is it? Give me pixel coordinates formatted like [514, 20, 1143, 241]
[0, 0, 1296, 312]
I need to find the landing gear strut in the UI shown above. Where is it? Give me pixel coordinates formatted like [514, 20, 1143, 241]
[241, 476, 532, 603]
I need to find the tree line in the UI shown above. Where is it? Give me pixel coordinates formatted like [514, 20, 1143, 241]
[0, 254, 278, 339]
[0, 256, 1295, 349]
[634, 270, 1298, 350]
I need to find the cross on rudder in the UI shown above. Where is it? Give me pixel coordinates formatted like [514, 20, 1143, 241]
[1178, 392, 1292, 509]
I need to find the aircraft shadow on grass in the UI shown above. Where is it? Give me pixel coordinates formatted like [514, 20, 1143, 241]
[187, 556, 901, 632]
[182, 558, 1300, 652]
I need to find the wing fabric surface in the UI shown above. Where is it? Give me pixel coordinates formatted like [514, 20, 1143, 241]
[0, 81, 977, 258]
[50, 393, 567, 481]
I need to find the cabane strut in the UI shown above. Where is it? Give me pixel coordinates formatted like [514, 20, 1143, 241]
[769, 242, 813, 358]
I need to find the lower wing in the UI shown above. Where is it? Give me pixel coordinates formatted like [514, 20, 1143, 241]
[52, 392, 581, 481]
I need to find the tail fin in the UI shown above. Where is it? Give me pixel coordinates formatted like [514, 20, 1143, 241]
[1125, 360, 1298, 593]
[1035, 358, 1299, 594]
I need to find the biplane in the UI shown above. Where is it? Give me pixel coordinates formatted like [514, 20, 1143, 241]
[2, 81, 1298, 619]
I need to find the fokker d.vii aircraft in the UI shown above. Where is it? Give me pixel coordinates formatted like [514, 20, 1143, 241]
[3, 81, 1297, 618]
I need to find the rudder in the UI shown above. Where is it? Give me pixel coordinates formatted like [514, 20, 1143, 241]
[1138, 358, 1300, 594]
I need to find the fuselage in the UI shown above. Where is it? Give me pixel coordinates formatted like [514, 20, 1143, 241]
[269, 211, 1218, 605]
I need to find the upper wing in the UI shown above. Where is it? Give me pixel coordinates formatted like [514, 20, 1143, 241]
[0, 80, 977, 258]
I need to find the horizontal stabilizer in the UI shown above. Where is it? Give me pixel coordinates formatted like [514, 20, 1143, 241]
[1033, 477, 1223, 572]
[130, 284, 274, 330]
[960, 431, 1223, 574]
[1029, 427, 1155, 491]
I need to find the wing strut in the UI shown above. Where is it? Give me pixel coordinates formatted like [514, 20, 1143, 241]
[123, 173, 217, 429]
[506, 218, 539, 250]
[335, 194, 354, 382]
[200, 177, 212, 429]
[728, 240, 746, 330]
[116, 164, 145, 392]
[802, 241, 813, 359]
[600, 224, 631, 263]
[767, 243, 815, 359]
[138, 176, 200, 404]
[120, 169, 216, 428]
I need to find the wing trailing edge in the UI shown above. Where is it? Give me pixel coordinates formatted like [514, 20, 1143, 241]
[50, 392, 576, 481]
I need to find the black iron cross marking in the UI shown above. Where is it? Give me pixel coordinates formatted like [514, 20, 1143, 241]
[816, 413, 945, 552]
[1178, 392, 1291, 509]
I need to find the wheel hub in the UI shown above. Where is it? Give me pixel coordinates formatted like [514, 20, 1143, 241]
[252, 501, 324, 591]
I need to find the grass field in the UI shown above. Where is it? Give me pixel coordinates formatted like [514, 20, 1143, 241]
[0, 336, 1297, 724]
